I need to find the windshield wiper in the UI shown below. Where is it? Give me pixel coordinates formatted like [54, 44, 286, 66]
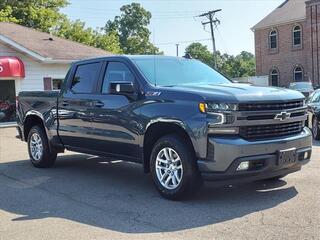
[162, 85, 177, 87]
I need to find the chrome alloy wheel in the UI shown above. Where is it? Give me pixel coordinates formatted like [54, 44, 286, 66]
[155, 147, 183, 190]
[30, 133, 43, 161]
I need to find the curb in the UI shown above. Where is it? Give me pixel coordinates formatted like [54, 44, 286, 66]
[0, 122, 17, 128]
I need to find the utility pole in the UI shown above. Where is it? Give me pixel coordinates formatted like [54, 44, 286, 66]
[176, 44, 179, 57]
[197, 9, 221, 69]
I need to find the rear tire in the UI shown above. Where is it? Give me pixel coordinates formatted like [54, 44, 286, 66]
[27, 125, 57, 168]
[312, 117, 320, 140]
[150, 135, 201, 200]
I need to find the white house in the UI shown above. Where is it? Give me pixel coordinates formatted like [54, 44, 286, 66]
[0, 22, 110, 122]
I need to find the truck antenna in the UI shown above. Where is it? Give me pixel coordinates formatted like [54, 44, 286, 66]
[153, 24, 157, 86]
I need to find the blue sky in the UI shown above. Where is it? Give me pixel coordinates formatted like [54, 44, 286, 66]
[62, 0, 284, 56]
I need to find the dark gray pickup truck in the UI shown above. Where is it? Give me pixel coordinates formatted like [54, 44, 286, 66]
[17, 55, 312, 200]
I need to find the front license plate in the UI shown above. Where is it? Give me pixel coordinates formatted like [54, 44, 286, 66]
[278, 148, 297, 166]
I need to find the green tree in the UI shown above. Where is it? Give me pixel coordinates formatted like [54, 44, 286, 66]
[55, 19, 96, 45]
[0, 0, 122, 54]
[221, 51, 256, 78]
[0, 6, 19, 23]
[95, 31, 123, 54]
[185, 42, 255, 78]
[0, 0, 69, 32]
[55, 19, 122, 54]
[105, 3, 160, 54]
[185, 43, 214, 67]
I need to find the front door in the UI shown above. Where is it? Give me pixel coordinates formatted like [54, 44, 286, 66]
[90, 61, 142, 161]
[0, 80, 16, 122]
[307, 91, 320, 127]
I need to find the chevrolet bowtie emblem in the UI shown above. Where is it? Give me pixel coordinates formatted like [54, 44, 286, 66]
[275, 112, 291, 121]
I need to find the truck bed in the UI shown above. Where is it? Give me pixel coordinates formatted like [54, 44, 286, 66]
[17, 91, 59, 132]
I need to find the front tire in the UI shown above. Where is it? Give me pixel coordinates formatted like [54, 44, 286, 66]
[150, 135, 201, 200]
[312, 117, 320, 140]
[27, 125, 57, 168]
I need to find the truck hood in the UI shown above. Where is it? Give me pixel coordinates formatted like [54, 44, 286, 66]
[167, 83, 305, 103]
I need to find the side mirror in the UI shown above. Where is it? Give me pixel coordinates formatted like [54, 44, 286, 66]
[110, 82, 136, 99]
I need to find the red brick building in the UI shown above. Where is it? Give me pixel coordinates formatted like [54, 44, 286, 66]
[253, 0, 320, 87]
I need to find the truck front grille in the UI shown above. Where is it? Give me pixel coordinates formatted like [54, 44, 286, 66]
[239, 121, 303, 140]
[238, 100, 304, 111]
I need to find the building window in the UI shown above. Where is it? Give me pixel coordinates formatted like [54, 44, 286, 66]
[294, 66, 303, 82]
[270, 69, 279, 86]
[293, 25, 302, 47]
[52, 79, 63, 90]
[269, 30, 278, 49]
[43, 77, 52, 91]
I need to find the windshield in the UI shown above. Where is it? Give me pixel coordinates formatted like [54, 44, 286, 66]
[132, 58, 231, 87]
[289, 82, 313, 90]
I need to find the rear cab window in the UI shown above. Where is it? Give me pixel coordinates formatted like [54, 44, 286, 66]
[70, 62, 102, 94]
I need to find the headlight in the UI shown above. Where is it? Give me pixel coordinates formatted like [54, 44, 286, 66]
[200, 102, 238, 133]
[206, 103, 238, 112]
[199, 102, 237, 114]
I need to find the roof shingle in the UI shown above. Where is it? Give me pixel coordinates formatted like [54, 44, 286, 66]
[252, 0, 307, 30]
[0, 22, 111, 61]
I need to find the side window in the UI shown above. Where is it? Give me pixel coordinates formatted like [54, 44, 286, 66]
[313, 92, 320, 103]
[102, 62, 135, 94]
[269, 30, 278, 49]
[71, 62, 102, 94]
[307, 92, 316, 103]
[293, 25, 302, 47]
[270, 69, 279, 86]
[294, 66, 303, 82]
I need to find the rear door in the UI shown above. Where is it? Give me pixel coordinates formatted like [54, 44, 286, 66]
[58, 61, 103, 150]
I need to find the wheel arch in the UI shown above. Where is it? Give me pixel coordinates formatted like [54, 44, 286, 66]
[142, 121, 196, 173]
[23, 111, 48, 142]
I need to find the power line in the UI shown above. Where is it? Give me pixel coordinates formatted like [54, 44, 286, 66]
[215, 26, 230, 55]
[66, 14, 200, 20]
[154, 38, 211, 46]
[67, 13, 200, 18]
[64, 7, 203, 18]
[67, 7, 202, 14]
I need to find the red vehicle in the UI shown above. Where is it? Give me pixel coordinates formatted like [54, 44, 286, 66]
[0, 100, 16, 122]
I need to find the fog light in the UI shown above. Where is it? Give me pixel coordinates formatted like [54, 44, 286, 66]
[208, 127, 239, 134]
[237, 161, 250, 171]
[304, 152, 309, 159]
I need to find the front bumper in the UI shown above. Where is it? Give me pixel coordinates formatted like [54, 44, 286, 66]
[198, 127, 312, 183]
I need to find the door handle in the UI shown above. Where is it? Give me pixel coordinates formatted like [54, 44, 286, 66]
[62, 101, 69, 107]
[94, 101, 104, 108]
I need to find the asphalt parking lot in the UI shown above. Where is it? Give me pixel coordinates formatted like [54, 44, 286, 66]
[0, 127, 319, 240]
